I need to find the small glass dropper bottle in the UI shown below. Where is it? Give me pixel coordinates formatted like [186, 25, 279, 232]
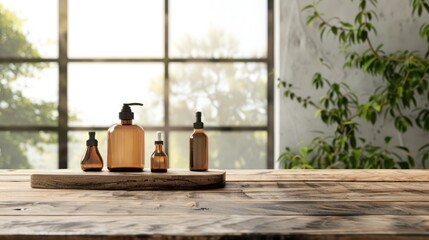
[151, 131, 168, 173]
[190, 112, 208, 171]
[81, 132, 103, 171]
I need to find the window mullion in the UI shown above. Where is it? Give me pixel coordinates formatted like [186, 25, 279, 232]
[267, 0, 275, 169]
[58, 0, 68, 169]
[164, 0, 170, 156]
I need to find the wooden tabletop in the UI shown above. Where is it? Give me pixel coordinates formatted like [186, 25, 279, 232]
[1, 169, 429, 239]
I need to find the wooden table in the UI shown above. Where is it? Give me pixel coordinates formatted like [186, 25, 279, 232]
[1, 169, 429, 239]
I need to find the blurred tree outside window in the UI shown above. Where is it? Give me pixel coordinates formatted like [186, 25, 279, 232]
[0, 0, 273, 169]
[0, 2, 58, 168]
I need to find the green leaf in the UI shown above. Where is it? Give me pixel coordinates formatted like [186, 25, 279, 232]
[373, 104, 381, 112]
[422, 153, 429, 169]
[360, 30, 368, 42]
[355, 12, 363, 24]
[398, 162, 410, 169]
[419, 143, 429, 151]
[362, 56, 377, 72]
[331, 26, 338, 35]
[384, 136, 392, 144]
[424, 2, 429, 13]
[370, 111, 377, 124]
[359, 0, 366, 11]
[320, 27, 327, 40]
[340, 21, 353, 28]
[339, 136, 347, 147]
[408, 156, 415, 167]
[299, 147, 308, 157]
[394, 117, 408, 132]
[340, 31, 347, 43]
[396, 146, 410, 153]
[314, 109, 322, 119]
[384, 158, 395, 169]
[321, 110, 329, 123]
[306, 12, 319, 25]
[302, 4, 314, 11]
[350, 135, 357, 148]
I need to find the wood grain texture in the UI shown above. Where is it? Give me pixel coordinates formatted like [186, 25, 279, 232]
[2, 169, 429, 182]
[2, 170, 429, 239]
[3, 181, 429, 202]
[30, 170, 225, 190]
[1, 200, 429, 216]
[225, 169, 429, 182]
[1, 215, 429, 237]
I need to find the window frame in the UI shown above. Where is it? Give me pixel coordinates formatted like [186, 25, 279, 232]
[0, 0, 274, 169]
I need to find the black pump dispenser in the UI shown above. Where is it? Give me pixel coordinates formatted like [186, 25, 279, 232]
[86, 132, 98, 146]
[193, 112, 204, 129]
[119, 103, 143, 120]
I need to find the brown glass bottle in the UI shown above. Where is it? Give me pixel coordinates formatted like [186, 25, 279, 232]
[81, 132, 103, 171]
[107, 103, 145, 172]
[190, 112, 208, 171]
[151, 131, 168, 172]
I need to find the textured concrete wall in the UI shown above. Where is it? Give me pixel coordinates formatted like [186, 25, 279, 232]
[277, 0, 428, 167]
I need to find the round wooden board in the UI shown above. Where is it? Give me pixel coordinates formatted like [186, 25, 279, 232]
[31, 169, 225, 190]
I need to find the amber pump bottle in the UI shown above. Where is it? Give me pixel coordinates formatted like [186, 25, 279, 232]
[81, 132, 103, 171]
[107, 103, 145, 172]
[190, 112, 208, 171]
[151, 131, 168, 172]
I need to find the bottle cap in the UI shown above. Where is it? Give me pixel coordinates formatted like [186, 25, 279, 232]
[155, 131, 163, 144]
[119, 103, 143, 120]
[193, 111, 204, 129]
[86, 132, 98, 146]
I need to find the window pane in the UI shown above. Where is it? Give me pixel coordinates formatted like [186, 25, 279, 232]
[0, 0, 58, 58]
[0, 63, 58, 126]
[68, 130, 158, 170]
[169, 63, 267, 126]
[169, 131, 266, 169]
[0, 131, 58, 169]
[170, 0, 267, 58]
[68, 63, 164, 127]
[69, 0, 164, 58]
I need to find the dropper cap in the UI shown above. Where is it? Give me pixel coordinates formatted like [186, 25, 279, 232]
[193, 111, 204, 129]
[155, 131, 163, 144]
[86, 132, 98, 147]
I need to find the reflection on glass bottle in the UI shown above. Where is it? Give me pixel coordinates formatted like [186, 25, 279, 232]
[190, 112, 208, 171]
[151, 131, 168, 173]
[107, 103, 145, 172]
[81, 132, 103, 171]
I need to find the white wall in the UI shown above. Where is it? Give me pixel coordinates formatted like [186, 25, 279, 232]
[276, 0, 429, 168]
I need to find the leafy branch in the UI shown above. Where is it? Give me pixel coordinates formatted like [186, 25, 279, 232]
[279, 0, 429, 169]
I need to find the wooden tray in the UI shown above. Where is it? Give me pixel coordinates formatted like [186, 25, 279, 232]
[31, 169, 225, 190]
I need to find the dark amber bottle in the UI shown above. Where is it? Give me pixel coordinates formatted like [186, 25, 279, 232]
[151, 131, 168, 173]
[190, 112, 208, 171]
[81, 132, 103, 171]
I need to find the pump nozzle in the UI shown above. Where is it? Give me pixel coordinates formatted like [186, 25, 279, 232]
[155, 131, 163, 144]
[193, 111, 204, 129]
[86, 132, 98, 146]
[119, 103, 143, 120]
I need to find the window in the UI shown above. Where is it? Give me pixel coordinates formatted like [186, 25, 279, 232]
[0, 0, 274, 169]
